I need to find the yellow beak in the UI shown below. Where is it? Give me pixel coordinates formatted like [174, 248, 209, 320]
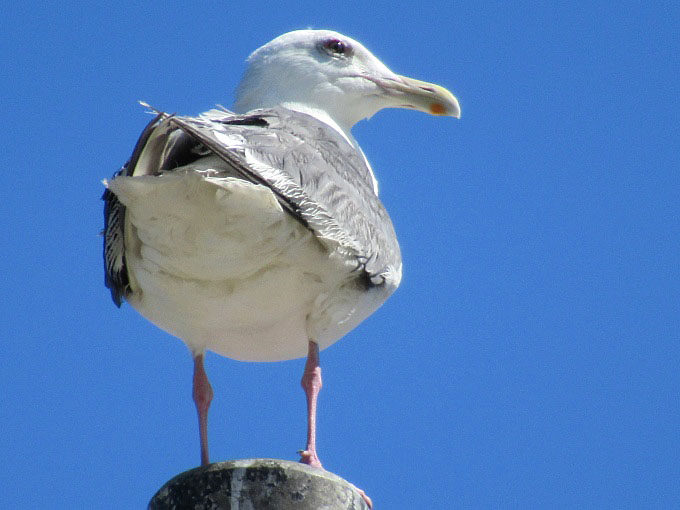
[383, 75, 461, 118]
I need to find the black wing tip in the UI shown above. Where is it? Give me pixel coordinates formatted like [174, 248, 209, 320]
[104, 267, 129, 308]
[217, 116, 269, 127]
[110, 291, 124, 308]
[358, 269, 386, 290]
[102, 176, 130, 309]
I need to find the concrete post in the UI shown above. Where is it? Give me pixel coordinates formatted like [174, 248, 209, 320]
[149, 458, 371, 509]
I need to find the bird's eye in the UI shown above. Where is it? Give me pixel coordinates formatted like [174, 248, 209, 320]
[320, 38, 353, 58]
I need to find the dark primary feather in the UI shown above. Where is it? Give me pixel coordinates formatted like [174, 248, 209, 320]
[103, 106, 401, 306]
[102, 173, 128, 307]
[102, 112, 164, 306]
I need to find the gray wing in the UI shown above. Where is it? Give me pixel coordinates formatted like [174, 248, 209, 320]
[103, 106, 401, 306]
[170, 107, 401, 285]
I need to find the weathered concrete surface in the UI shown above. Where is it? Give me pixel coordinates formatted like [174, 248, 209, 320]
[149, 458, 371, 510]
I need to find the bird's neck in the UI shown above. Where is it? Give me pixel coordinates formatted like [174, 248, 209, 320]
[282, 102, 379, 196]
[233, 96, 379, 196]
[280, 102, 355, 145]
[233, 82, 357, 144]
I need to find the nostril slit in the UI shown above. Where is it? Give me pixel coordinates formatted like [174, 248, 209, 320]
[420, 86, 435, 92]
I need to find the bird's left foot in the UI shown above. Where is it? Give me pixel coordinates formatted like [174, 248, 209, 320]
[298, 449, 323, 469]
[356, 488, 373, 509]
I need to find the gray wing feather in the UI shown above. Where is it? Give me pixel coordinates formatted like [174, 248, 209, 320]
[103, 106, 400, 306]
[169, 107, 401, 284]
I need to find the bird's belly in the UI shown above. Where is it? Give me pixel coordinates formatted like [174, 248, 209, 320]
[129, 260, 333, 361]
[110, 170, 359, 361]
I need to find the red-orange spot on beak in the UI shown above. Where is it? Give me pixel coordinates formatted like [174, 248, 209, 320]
[429, 103, 446, 115]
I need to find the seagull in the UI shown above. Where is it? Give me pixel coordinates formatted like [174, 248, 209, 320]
[103, 29, 459, 475]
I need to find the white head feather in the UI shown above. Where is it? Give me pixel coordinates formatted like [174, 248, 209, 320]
[234, 30, 460, 138]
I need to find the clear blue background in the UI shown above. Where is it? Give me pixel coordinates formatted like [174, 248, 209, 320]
[2, 2, 678, 508]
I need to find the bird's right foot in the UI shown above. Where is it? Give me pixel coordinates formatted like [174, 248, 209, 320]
[298, 449, 323, 469]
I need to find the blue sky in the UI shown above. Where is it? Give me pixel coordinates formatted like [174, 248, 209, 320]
[2, 1, 678, 508]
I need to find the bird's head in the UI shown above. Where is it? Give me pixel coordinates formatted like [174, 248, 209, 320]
[234, 30, 460, 135]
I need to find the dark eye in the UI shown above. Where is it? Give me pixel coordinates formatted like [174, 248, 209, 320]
[320, 38, 353, 58]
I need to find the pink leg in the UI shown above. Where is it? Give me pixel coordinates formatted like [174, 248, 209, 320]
[298, 342, 373, 508]
[192, 352, 213, 466]
[299, 340, 323, 468]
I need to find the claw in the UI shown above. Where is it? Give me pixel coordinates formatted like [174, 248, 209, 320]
[355, 486, 373, 508]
